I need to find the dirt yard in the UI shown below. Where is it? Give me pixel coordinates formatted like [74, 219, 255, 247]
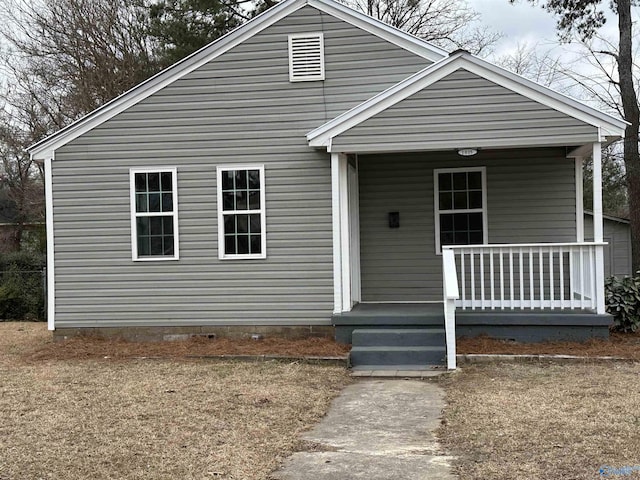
[0, 323, 351, 480]
[439, 363, 640, 480]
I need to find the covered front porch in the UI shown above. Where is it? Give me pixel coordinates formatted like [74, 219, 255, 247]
[305, 51, 627, 370]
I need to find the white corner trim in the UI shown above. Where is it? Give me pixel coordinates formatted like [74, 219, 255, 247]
[307, 52, 627, 148]
[129, 167, 180, 261]
[44, 155, 55, 331]
[28, 0, 446, 160]
[338, 154, 351, 311]
[216, 164, 267, 260]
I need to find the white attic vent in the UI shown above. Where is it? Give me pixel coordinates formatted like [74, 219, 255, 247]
[288, 33, 325, 82]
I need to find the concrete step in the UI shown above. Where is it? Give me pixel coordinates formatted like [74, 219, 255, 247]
[352, 328, 445, 347]
[350, 346, 446, 367]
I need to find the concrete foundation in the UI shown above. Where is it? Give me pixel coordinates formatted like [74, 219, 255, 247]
[53, 325, 335, 342]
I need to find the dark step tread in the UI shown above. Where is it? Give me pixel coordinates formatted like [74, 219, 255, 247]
[353, 328, 445, 334]
[351, 346, 445, 352]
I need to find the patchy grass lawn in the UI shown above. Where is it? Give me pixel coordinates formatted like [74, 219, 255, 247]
[0, 323, 350, 480]
[439, 363, 640, 480]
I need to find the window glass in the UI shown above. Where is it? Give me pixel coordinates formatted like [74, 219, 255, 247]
[437, 169, 485, 249]
[219, 168, 264, 257]
[132, 169, 177, 259]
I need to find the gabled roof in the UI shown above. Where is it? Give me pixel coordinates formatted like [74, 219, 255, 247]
[28, 0, 447, 161]
[307, 50, 628, 150]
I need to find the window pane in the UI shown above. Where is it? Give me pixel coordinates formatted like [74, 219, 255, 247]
[150, 217, 163, 235]
[136, 217, 149, 236]
[138, 236, 150, 256]
[225, 235, 236, 255]
[453, 213, 468, 230]
[235, 191, 248, 210]
[439, 173, 452, 191]
[469, 231, 483, 244]
[237, 214, 249, 234]
[136, 194, 147, 213]
[454, 232, 468, 244]
[235, 170, 247, 189]
[161, 193, 172, 212]
[150, 236, 163, 255]
[453, 192, 467, 210]
[237, 235, 249, 254]
[440, 214, 453, 232]
[249, 191, 260, 210]
[148, 193, 161, 212]
[164, 236, 175, 255]
[135, 173, 147, 193]
[469, 212, 483, 230]
[453, 172, 467, 190]
[250, 234, 261, 254]
[148, 173, 160, 192]
[161, 172, 172, 192]
[163, 216, 174, 235]
[248, 170, 260, 189]
[468, 171, 482, 190]
[439, 192, 452, 210]
[468, 191, 482, 209]
[224, 215, 235, 234]
[222, 171, 234, 190]
[249, 214, 261, 233]
[223, 192, 235, 211]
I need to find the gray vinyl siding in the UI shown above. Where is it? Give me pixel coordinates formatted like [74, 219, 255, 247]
[51, 6, 431, 328]
[584, 214, 632, 277]
[333, 69, 600, 153]
[358, 148, 577, 301]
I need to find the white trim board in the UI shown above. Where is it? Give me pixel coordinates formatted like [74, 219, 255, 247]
[27, 0, 445, 161]
[44, 155, 55, 330]
[307, 51, 628, 149]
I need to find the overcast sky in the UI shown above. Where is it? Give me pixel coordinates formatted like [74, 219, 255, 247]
[469, 0, 621, 58]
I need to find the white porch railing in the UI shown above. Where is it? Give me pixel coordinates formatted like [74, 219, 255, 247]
[443, 242, 606, 312]
[441, 242, 606, 370]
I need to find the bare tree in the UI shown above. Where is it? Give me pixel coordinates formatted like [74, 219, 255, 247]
[0, 0, 158, 251]
[342, 0, 501, 54]
[509, 0, 640, 271]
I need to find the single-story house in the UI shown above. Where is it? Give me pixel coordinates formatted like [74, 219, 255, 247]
[28, 0, 628, 370]
[584, 211, 632, 278]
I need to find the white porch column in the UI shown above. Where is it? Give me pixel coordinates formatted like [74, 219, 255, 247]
[331, 152, 351, 313]
[592, 142, 606, 314]
[575, 157, 584, 242]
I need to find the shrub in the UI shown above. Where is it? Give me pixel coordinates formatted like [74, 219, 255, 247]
[0, 251, 45, 321]
[605, 274, 640, 332]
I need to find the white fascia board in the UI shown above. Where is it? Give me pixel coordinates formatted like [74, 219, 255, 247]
[308, 0, 446, 62]
[460, 55, 628, 136]
[308, 52, 628, 148]
[28, 0, 308, 160]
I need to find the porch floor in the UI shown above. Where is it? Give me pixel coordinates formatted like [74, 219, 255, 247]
[333, 302, 612, 344]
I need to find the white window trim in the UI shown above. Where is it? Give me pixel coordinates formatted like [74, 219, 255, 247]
[129, 167, 180, 261]
[434, 166, 488, 255]
[288, 32, 325, 82]
[216, 164, 267, 260]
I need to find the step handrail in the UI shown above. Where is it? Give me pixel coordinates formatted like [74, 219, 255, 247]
[442, 248, 459, 370]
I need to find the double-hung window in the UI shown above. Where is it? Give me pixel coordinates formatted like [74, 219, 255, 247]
[217, 165, 266, 259]
[130, 167, 179, 260]
[434, 167, 487, 253]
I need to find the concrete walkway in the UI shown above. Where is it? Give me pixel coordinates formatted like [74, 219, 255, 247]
[271, 379, 456, 479]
